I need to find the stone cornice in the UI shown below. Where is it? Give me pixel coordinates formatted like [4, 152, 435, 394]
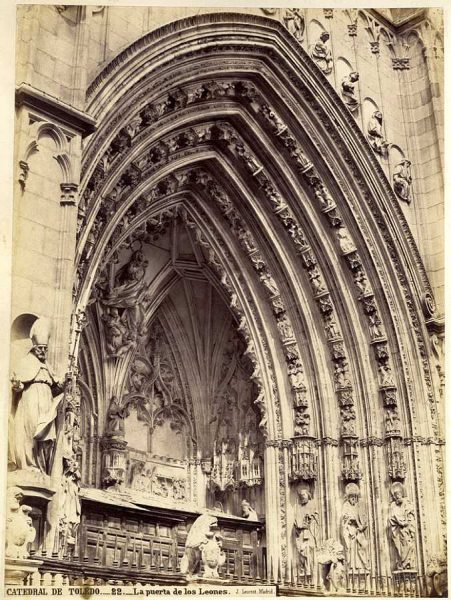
[369, 8, 427, 32]
[16, 83, 97, 138]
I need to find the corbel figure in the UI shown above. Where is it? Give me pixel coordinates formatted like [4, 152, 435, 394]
[341, 72, 360, 112]
[241, 499, 259, 521]
[310, 32, 333, 75]
[393, 159, 412, 203]
[283, 8, 305, 42]
[367, 111, 390, 157]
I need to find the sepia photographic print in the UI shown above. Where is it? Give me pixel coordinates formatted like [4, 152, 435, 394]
[1, 2, 446, 598]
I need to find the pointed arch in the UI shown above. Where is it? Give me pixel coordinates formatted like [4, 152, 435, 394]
[72, 12, 442, 578]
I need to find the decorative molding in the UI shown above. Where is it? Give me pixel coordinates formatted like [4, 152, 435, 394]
[18, 160, 29, 190]
[60, 182, 79, 206]
[392, 57, 410, 70]
[16, 83, 96, 138]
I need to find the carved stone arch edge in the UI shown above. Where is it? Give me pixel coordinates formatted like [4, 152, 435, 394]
[82, 12, 433, 324]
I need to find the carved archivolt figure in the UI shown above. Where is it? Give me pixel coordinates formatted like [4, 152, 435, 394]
[388, 482, 416, 570]
[283, 8, 305, 42]
[393, 159, 412, 203]
[336, 227, 356, 254]
[102, 250, 149, 339]
[310, 32, 333, 75]
[5, 487, 36, 559]
[241, 499, 259, 521]
[180, 514, 221, 578]
[11, 318, 65, 474]
[102, 307, 136, 357]
[294, 486, 319, 577]
[340, 483, 369, 571]
[341, 72, 360, 111]
[367, 111, 390, 156]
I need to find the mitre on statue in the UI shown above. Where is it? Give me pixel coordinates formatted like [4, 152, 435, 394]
[30, 318, 51, 347]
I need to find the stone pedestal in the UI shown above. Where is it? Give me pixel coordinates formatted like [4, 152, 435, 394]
[4, 557, 43, 586]
[8, 469, 56, 500]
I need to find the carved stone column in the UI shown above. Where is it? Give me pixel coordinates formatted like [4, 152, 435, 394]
[263, 442, 285, 581]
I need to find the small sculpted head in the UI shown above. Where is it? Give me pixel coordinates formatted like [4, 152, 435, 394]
[345, 483, 360, 506]
[391, 482, 405, 505]
[298, 487, 311, 505]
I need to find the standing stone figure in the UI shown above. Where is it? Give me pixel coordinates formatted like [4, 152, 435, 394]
[388, 482, 416, 570]
[367, 111, 390, 156]
[310, 32, 333, 75]
[393, 159, 412, 203]
[340, 483, 369, 571]
[341, 72, 360, 111]
[294, 486, 319, 577]
[58, 458, 81, 557]
[283, 8, 305, 42]
[11, 318, 65, 474]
